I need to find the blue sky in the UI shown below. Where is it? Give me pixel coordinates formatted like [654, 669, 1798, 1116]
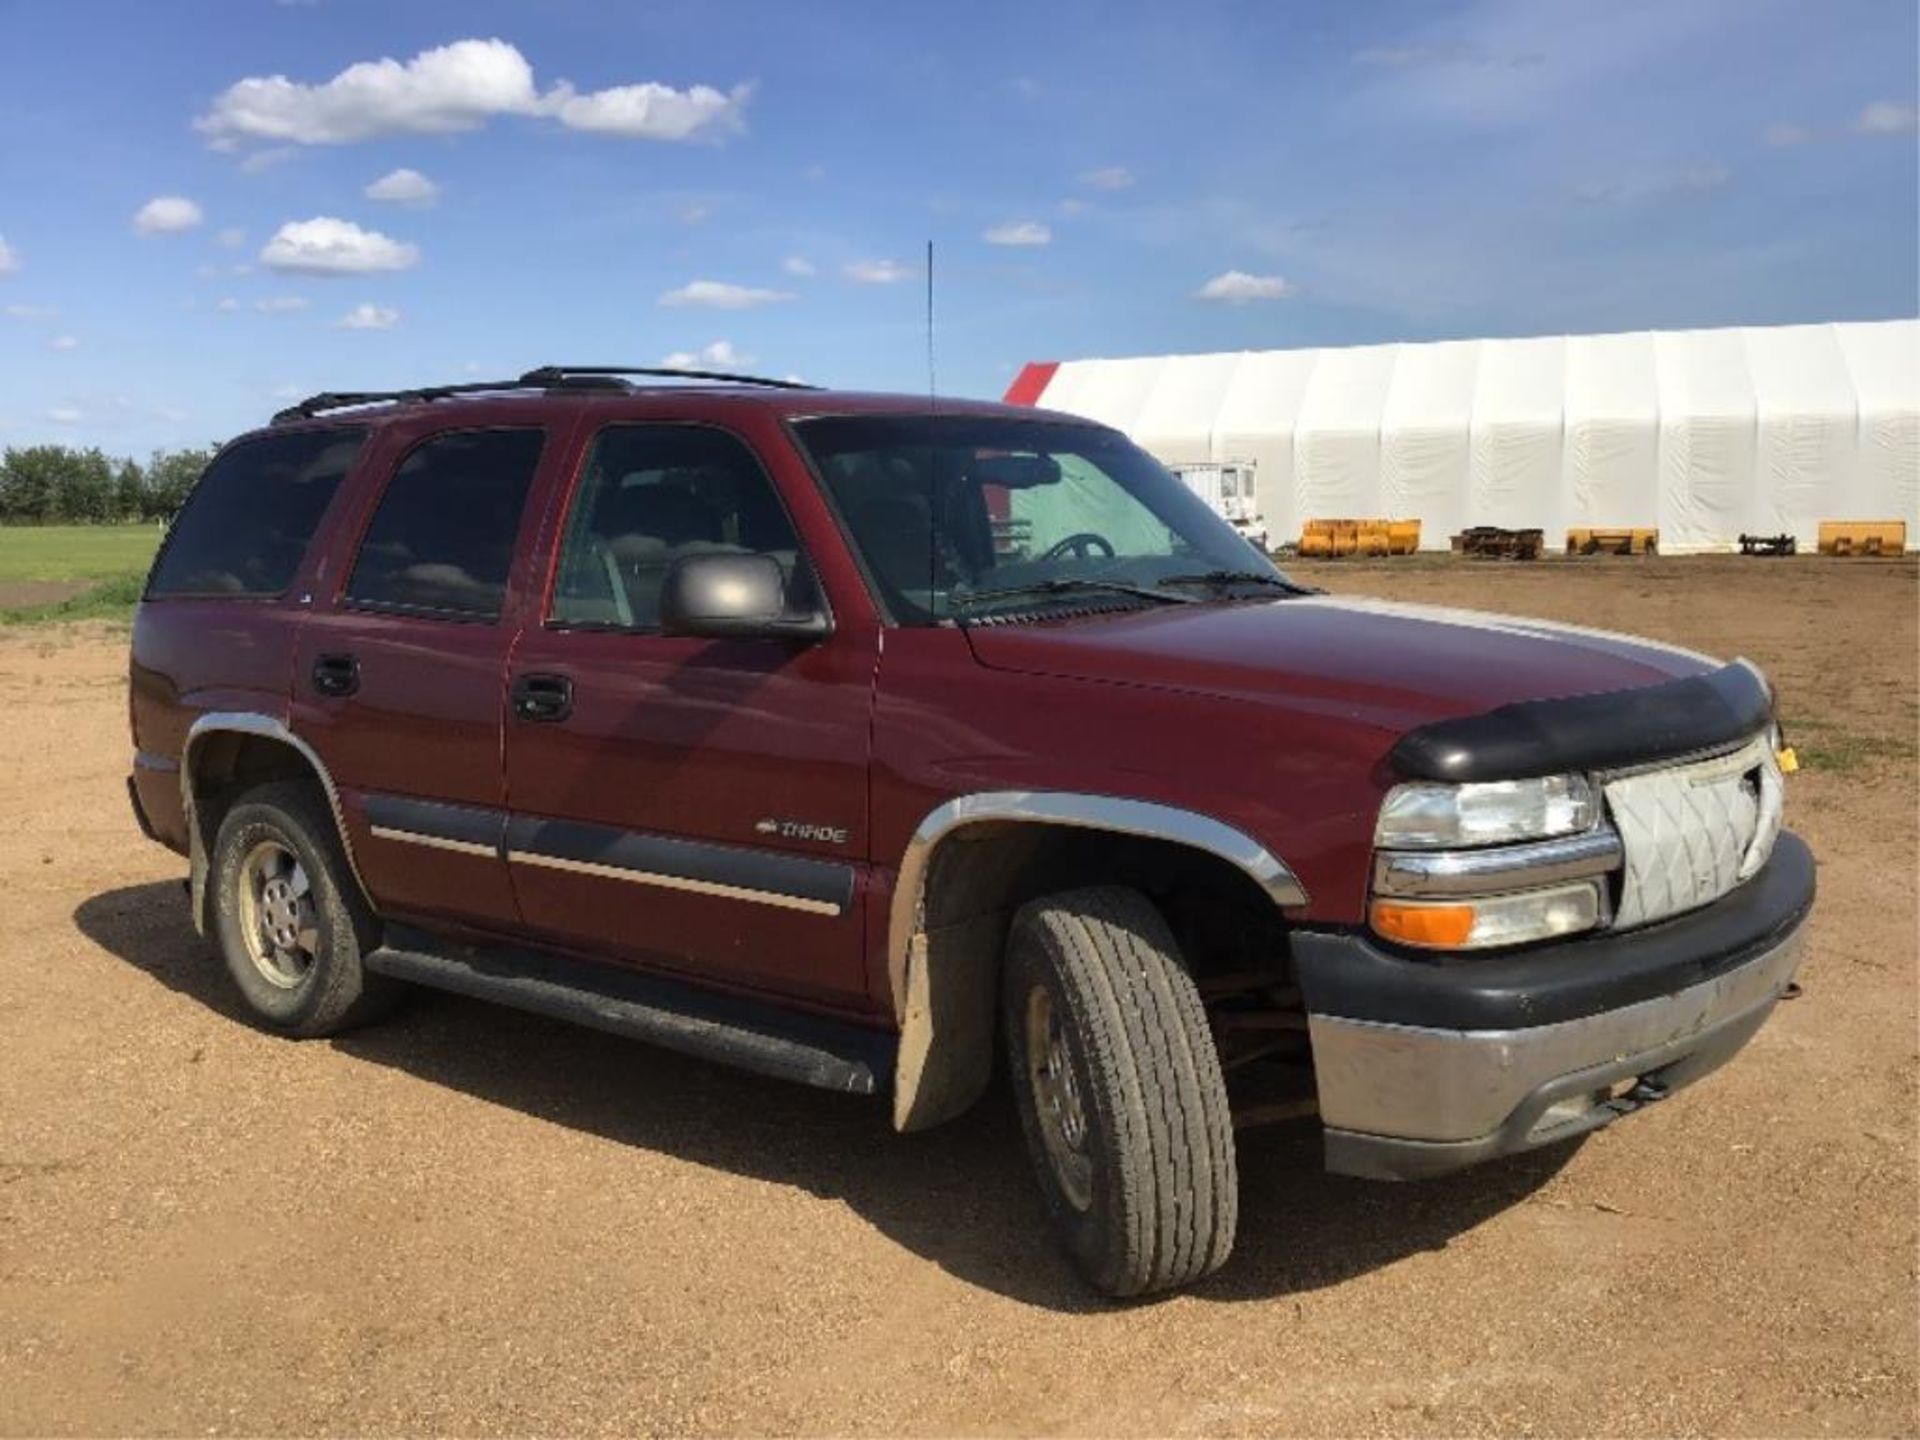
[0, 0, 1915, 455]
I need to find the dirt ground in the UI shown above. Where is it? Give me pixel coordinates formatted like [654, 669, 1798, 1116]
[0, 579, 88, 611]
[1, 557, 1914, 1437]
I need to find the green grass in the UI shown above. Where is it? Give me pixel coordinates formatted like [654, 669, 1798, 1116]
[0, 523, 161, 624]
[0, 572, 147, 626]
[0, 523, 162, 582]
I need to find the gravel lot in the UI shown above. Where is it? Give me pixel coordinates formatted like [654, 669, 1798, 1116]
[1, 556, 1914, 1437]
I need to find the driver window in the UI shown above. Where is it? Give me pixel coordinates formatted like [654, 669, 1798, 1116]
[550, 424, 810, 631]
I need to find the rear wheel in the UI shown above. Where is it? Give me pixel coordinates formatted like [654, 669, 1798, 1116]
[210, 780, 400, 1036]
[1003, 885, 1238, 1297]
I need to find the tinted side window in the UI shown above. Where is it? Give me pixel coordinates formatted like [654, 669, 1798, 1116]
[147, 428, 367, 598]
[550, 424, 809, 630]
[344, 428, 545, 621]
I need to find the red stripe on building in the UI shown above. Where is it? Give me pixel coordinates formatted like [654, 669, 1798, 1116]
[1002, 361, 1059, 406]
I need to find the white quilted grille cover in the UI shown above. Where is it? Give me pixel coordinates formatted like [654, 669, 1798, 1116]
[1607, 733, 1782, 929]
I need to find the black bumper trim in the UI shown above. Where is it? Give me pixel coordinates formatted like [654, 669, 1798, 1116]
[1389, 660, 1772, 782]
[1293, 829, 1815, 1031]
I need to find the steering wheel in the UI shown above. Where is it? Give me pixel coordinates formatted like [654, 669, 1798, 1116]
[1040, 531, 1116, 562]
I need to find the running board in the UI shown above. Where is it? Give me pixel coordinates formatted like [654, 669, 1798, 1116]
[365, 926, 893, 1096]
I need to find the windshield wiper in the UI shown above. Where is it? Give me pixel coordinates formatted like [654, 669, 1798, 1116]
[949, 577, 1197, 616]
[1156, 570, 1312, 596]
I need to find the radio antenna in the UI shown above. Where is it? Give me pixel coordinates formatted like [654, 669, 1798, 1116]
[925, 238, 937, 404]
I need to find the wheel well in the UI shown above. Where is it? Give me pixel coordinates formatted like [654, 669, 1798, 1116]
[183, 730, 354, 934]
[892, 821, 1297, 1132]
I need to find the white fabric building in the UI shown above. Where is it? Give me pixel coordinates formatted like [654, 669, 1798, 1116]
[1005, 319, 1920, 551]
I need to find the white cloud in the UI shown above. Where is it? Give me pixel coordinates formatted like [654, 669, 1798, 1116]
[1194, 270, 1295, 303]
[254, 295, 310, 313]
[658, 278, 793, 309]
[843, 258, 912, 284]
[216, 226, 248, 248]
[1354, 44, 1543, 70]
[48, 335, 79, 351]
[1857, 101, 1919, 134]
[983, 220, 1051, 247]
[4, 302, 54, 318]
[215, 297, 241, 312]
[678, 202, 710, 225]
[547, 80, 752, 141]
[335, 302, 399, 330]
[0, 237, 16, 276]
[133, 195, 205, 235]
[781, 255, 816, 277]
[660, 339, 751, 369]
[260, 217, 419, 274]
[1057, 197, 1089, 216]
[196, 37, 750, 147]
[364, 167, 440, 204]
[1078, 166, 1136, 191]
[1763, 122, 1811, 148]
[48, 406, 84, 424]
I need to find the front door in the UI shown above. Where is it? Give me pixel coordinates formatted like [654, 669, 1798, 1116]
[291, 422, 556, 934]
[502, 420, 877, 1009]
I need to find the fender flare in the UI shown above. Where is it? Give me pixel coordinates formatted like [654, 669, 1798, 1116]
[887, 790, 1309, 1131]
[180, 711, 371, 926]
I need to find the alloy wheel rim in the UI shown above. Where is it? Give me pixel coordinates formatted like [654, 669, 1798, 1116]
[1025, 984, 1093, 1211]
[236, 839, 319, 989]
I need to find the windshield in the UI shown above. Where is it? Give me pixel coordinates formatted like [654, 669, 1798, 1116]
[794, 415, 1287, 623]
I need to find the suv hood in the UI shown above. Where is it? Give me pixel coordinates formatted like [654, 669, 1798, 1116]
[962, 595, 1717, 733]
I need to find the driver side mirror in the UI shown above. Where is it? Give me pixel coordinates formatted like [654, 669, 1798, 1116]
[659, 552, 832, 643]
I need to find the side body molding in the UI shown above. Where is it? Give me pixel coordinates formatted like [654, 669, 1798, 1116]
[888, 790, 1309, 1132]
[181, 711, 371, 931]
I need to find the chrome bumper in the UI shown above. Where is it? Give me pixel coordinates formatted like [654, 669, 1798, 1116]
[1309, 914, 1807, 1180]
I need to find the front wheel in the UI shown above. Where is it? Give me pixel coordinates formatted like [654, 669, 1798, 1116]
[1003, 886, 1238, 1297]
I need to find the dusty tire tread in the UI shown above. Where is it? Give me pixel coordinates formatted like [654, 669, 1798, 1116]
[1005, 886, 1237, 1296]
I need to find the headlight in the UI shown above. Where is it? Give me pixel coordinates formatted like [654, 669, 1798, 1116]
[1371, 880, 1605, 950]
[1374, 775, 1596, 849]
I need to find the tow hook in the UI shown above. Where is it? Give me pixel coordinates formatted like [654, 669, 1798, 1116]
[1625, 1077, 1671, 1106]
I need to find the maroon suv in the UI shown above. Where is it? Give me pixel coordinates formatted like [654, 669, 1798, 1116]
[127, 367, 1815, 1296]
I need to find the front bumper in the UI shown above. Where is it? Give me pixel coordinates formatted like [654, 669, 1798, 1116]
[1296, 830, 1814, 1180]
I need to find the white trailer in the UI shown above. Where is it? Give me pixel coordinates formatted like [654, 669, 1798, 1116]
[1168, 462, 1271, 552]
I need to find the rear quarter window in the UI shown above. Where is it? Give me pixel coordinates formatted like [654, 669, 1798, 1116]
[343, 427, 546, 622]
[146, 427, 368, 599]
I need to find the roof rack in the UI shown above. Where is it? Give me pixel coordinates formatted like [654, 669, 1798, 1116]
[271, 364, 819, 424]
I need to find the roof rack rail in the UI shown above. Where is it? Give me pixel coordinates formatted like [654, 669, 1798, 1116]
[517, 365, 818, 392]
[270, 364, 819, 424]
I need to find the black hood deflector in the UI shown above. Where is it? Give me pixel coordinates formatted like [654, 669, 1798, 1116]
[1389, 662, 1772, 783]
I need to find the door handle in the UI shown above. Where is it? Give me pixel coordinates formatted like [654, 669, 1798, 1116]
[511, 673, 573, 723]
[311, 653, 359, 698]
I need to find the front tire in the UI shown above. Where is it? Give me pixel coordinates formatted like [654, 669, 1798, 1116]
[1003, 886, 1238, 1297]
[210, 780, 400, 1037]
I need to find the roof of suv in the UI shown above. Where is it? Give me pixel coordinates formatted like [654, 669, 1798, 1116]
[263, 369, 1094, 438]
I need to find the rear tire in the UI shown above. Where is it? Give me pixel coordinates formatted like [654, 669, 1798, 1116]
[1003, 885, 1238, 1297]
[210, 780, 400, 1037]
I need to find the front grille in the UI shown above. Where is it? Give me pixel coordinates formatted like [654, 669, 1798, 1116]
[1605, 731, 1783, 929]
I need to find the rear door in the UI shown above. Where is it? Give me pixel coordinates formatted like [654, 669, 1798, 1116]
[501, 418, 878, 1009]
[290, 420, 563, 934]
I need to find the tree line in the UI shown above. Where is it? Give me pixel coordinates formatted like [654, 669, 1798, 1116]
[0, 445, 215, 525]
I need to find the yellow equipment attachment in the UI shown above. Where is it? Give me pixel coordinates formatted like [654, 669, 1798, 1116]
[1566, 527, 1659, 556]
[1299, 518, 1420, 557]
[1816, 520, 1907, 557]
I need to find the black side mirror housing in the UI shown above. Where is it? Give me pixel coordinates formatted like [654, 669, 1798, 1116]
[659, 553, 832, 642]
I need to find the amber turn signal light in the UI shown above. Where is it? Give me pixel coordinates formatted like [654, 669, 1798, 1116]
[1370, 900, 1476, 948]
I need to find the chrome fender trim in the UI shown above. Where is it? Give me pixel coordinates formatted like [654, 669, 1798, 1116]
[888, 790, 1308, 1131]
[182, 711, 371, 904]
